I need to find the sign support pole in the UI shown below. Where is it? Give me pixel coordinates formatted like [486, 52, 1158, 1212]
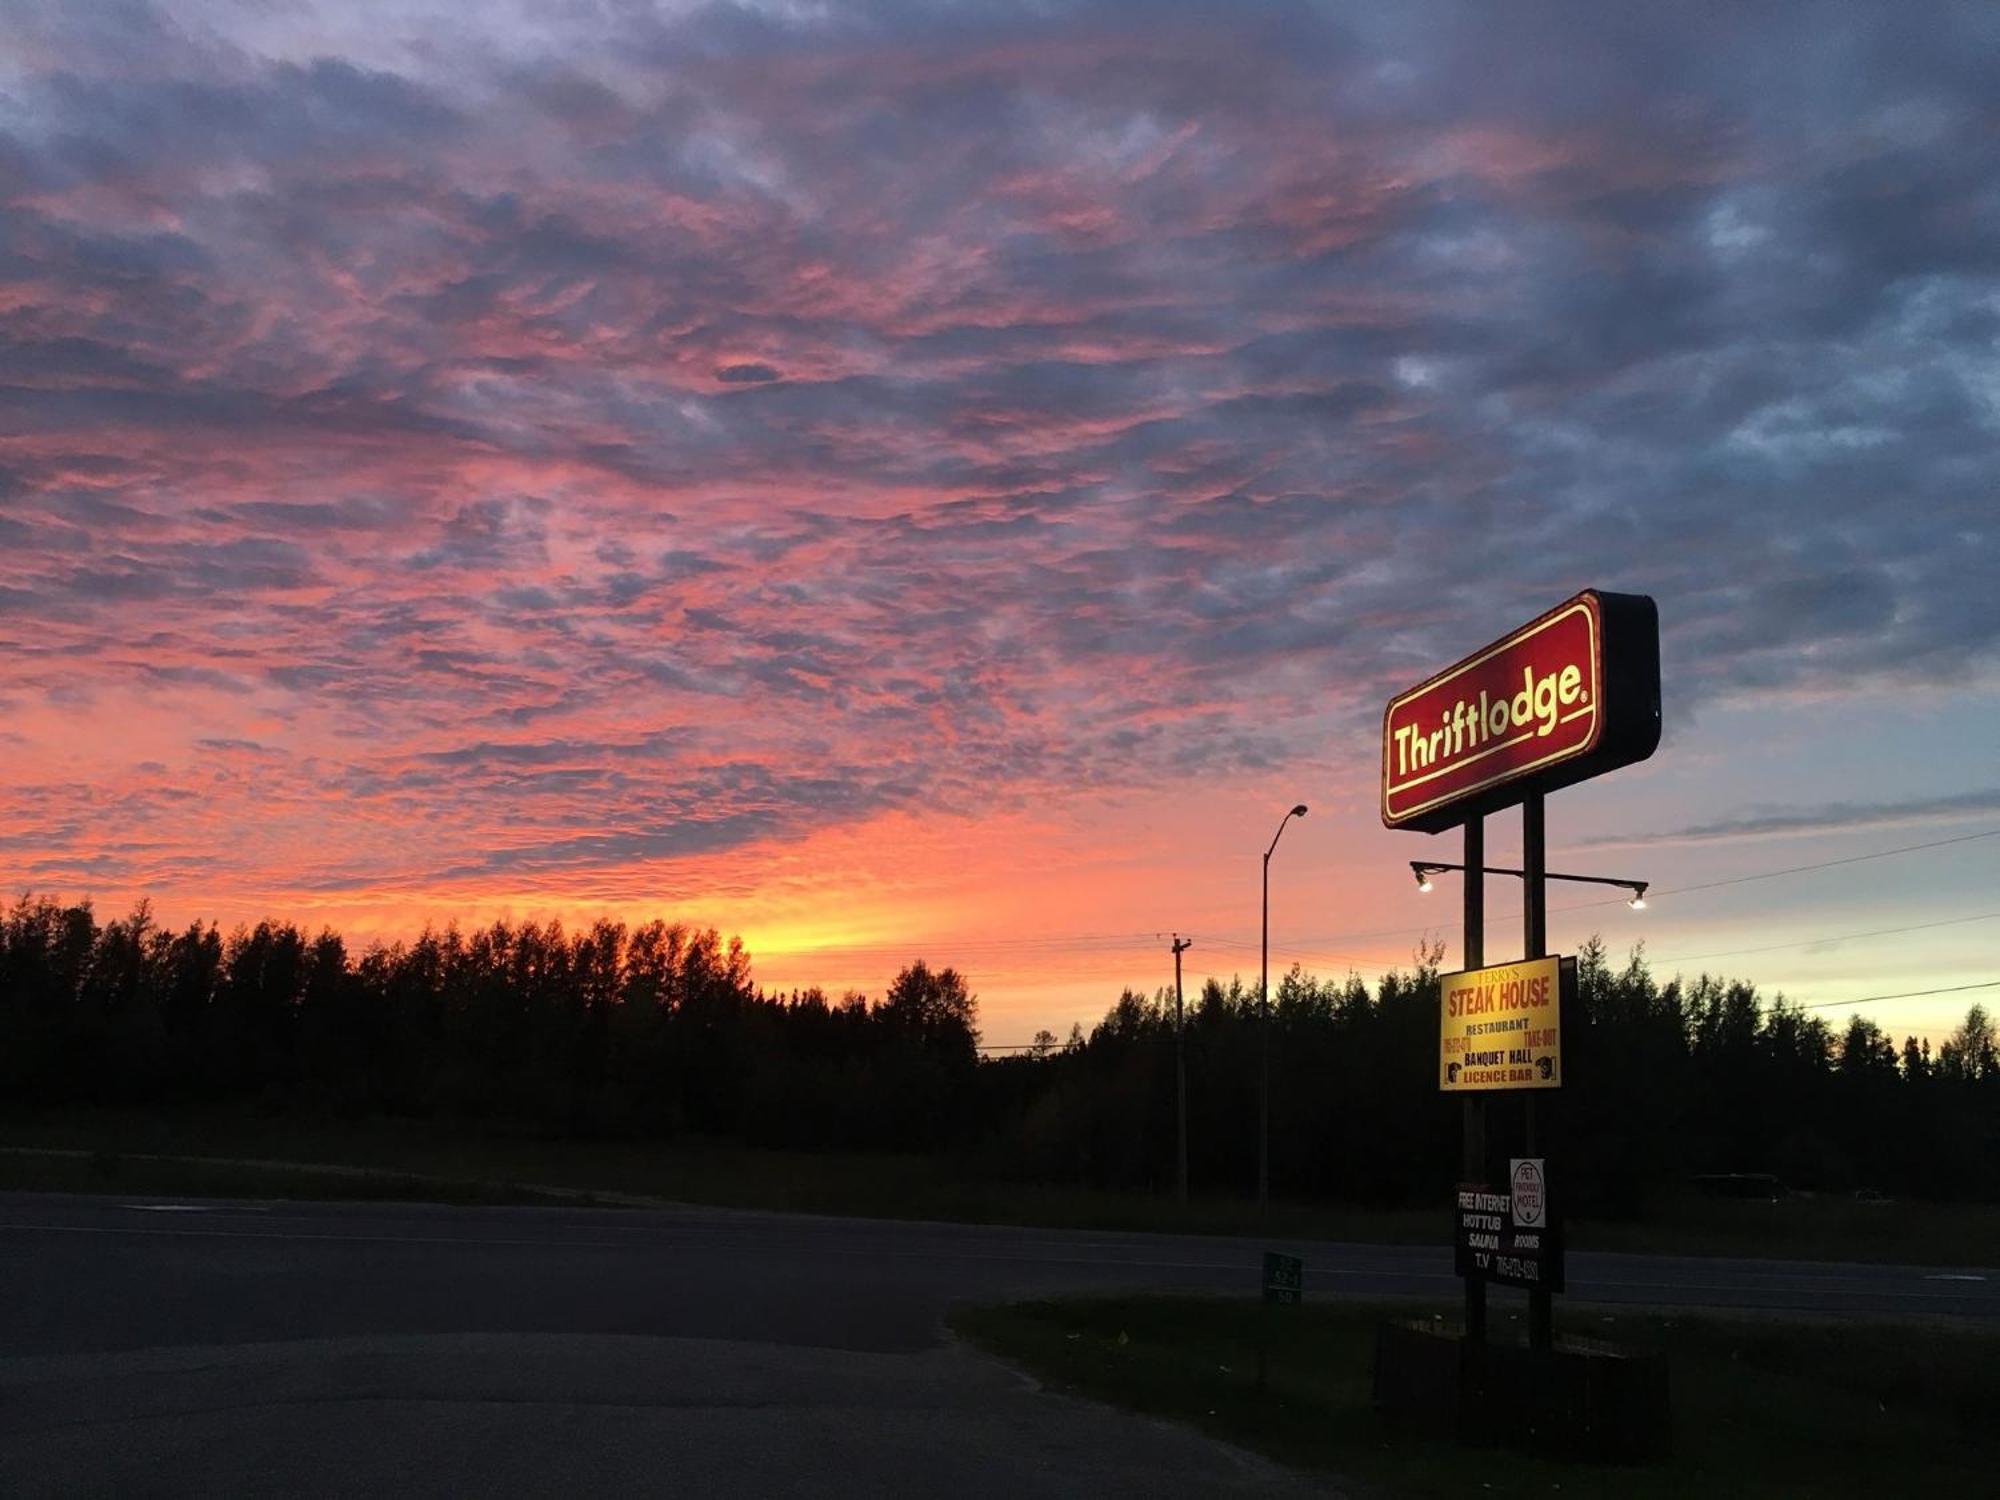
[1461, 814, 1486, 1347]
[1523, 791, 1553, 1353]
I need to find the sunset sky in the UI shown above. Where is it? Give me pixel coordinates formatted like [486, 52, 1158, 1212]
[3, 1, 1995, 1047]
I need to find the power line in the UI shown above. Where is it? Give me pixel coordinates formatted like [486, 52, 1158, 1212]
[1652, 828, 2000, 900]
[980, 975, 2000, 1043]
[759, 829, 2000, 1021]
[1193, 933, 1395, 977]
[1652, 911, 2000, 967]
[1193, 910, 2000, 988]
[757, 831, 2000, 971]
[1225, 826, 2000, 955]
[1237, 898, 2000, 984]
[808, 893, 2000, 999]
[753, 930, 1163, 958]
[1798, 979, 2000, 1012]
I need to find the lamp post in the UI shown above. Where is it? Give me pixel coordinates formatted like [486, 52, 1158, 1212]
[1260, 802, 1308, 1216]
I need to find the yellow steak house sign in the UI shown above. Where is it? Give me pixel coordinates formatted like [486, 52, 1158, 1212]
[1439, 955, 1568, 1092]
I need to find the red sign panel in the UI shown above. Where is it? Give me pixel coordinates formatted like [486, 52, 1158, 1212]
[1382, 591, 1657, 831]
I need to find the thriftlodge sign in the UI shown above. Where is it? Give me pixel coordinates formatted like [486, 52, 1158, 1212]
[1381, 590, 1661, 832]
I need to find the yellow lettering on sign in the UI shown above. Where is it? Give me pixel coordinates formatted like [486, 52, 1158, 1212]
[1439, 956, 1564, 1093]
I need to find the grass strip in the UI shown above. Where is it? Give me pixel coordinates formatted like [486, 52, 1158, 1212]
[0, 1147, 563, 1206]
[950, 1294, 2000, 1499]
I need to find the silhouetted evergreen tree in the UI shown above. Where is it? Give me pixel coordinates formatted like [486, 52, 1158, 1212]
[2, 893, 1996, 1207]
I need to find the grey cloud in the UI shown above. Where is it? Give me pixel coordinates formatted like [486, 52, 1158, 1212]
[2, 0, 1996, 871]
[0, 585, 55, 617]
[406, 498, 551, 573]
[222, 497, 405, 533]
[25, 51, 459, 181]
[0, 337, 177, 386]
[419, 730, 700, 769]
[423, 815, 782, 881]
[66, 566, 175, 603]
[59, 538, 317, 610]
[391, 755, 915, 882]
[266, 665, 344, 691]
[136, 665, 253, 693]
[1583, 788, 2000, 847]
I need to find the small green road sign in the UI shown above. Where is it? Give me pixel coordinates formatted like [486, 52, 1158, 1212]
[1262, 1251, 1303, 1305]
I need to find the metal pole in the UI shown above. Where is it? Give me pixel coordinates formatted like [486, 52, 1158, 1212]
[1173, 935, 1191, 1209]
[1258, 806, 1305, 1219]
[1259, 849, 1270, 1216]
[1462, 815, 1487, 1346]
[1523, 793, 1547, 958]
[1523, 791, 1553, 1352]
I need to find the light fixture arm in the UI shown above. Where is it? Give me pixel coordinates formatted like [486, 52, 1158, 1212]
[1411, 860, 1648, 905]
[1266, 803, 1308, 862]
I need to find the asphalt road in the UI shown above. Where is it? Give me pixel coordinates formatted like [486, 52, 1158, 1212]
[1, 1191, 1993, 1495]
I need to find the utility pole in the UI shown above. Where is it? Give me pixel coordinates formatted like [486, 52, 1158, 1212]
[1172, 934, 1192, 1209]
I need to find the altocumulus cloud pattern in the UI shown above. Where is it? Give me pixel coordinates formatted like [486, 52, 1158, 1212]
[1, 0, 1995, 915]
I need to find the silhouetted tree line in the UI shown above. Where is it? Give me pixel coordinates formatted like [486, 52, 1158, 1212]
[0, 897, 977, 1149]
[4, 896, 1996, 1209]
[983, 939, 2000, 1210]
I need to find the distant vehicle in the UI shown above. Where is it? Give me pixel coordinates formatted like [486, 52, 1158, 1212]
[1693, 1172, 1787, 1201]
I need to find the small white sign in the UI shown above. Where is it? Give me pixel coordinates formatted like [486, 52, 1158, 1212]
[1510, 1158, 1546, 1229]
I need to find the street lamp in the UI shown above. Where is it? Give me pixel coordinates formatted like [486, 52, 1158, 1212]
[1411, 860, 1648, 909]
[1260, 802, 1308, 1215]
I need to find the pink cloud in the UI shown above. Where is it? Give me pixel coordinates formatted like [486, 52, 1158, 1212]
[1, 3, 1994, 1035]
